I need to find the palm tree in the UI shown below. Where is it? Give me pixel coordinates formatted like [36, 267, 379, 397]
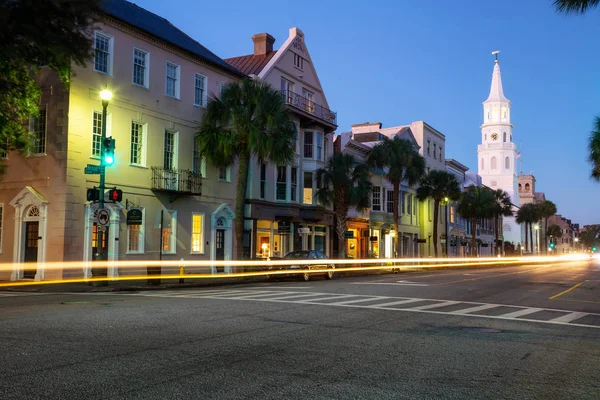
[490, 189, 513, 256]
[554, 3, 600, 181]
[589, 117, 600, 182]
[416, 170, 461, 257]
[316, 153, 372, 259]
[516, 203, 540, 253]
[536, 200, 557, 254]
[553, 0, 599, 14]
[457, 186, 495, 257]
[196, 79, 296, 259]
[368, 136, 425, 256]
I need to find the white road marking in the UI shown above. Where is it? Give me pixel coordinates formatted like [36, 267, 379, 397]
[0, 292, 48, 297]
[499, 308, 544, 319]
[549, 312, 589, 323]
[409, 300, 461, 310]
[331, 296, 392, 305]
[110, 290, 600, 329]
[351, 282, 430, 287]
[248, 286, 312, 289]
[298, 294, 356, 303]
[366, 299, 424, 308]
[452, 304, 499, 314]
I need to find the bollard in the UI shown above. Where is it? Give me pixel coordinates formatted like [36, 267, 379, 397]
[179, 258, 185, 284]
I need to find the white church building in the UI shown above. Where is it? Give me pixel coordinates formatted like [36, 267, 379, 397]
[477, 56, 523, 247]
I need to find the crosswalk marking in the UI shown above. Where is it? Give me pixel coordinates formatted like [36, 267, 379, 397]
[298, 294, 356, 303]
[499, 308, 544, 319]
[452, 304, 499, 314]
[367, 299, 424, 308]
[409, 300, 461, 310]
[121, 289, 600, 329]
[549, 312, 588, 323]
[332, 296, 391, 305]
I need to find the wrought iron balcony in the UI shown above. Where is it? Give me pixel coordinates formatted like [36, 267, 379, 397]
[151, 167, 202, 195]
[280, 90, 337, 126]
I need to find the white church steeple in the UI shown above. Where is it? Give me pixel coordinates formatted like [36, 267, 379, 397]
[477, 52, 523, 247]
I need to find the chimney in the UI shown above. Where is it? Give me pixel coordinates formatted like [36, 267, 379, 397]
[252, 33, 275, 56]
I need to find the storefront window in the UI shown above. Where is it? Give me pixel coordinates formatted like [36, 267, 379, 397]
[370, 230, 380, 258]
[347, 228, 358, 259]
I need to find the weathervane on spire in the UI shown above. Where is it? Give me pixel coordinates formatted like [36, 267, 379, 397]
[492, 50, 500, 63]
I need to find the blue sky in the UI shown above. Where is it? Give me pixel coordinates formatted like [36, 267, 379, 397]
[137, 0, 600, 225]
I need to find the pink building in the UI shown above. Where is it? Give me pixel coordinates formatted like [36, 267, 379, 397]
[0, 0, 244, 281]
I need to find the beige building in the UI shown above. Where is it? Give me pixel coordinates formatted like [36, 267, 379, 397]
[547, 214, 577, 253]
[0, 0, 244, 281]
[225, 28, 336, 259]
[518, 174, 546, 253]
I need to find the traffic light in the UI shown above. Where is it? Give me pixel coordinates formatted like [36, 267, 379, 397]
[549, 240, 555, 249]
[86, 187, 99, 202]
[593, 246, 597, 252]
[108, 187, 122, 202]
[103, 137, 115, 166]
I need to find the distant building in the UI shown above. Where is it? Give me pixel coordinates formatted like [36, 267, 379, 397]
[547, 214, 577, 253]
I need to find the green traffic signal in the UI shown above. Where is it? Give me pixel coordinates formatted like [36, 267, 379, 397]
[593, 247, 597, 252]
[103, 137, 115, 166]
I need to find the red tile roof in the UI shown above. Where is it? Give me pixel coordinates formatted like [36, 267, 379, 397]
[224, 52, 277, 76]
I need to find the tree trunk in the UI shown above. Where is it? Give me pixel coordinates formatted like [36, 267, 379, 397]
[335, 201, 348, 259]
[530, 222, 534, 255]
[393, 182, 400, 258]
[495, 215, 500, 256]
[433, 199, 440, 258]
[524, 222, 529, 253]
[471, 217, 477, 257]
[235, 150, 250, 262]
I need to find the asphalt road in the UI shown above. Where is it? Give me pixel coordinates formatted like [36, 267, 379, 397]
[1, 258, 599, 399]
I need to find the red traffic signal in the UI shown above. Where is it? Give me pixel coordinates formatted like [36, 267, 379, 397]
[108, 188, 122, 202]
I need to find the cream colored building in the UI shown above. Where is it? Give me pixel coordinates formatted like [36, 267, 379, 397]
[0, 0, 244, 281]
[225, 28, 336, 259]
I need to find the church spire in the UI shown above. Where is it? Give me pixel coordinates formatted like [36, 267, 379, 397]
[485, 51, 508, 102]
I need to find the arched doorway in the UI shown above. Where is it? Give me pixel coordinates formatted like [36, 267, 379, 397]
[9, 186, 48, 281]
[210, 204, 234, 274]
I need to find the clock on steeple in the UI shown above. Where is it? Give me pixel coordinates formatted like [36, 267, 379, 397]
[491, 132, 498, 141]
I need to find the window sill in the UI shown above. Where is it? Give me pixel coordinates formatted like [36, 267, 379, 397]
[90, 156, 101, 161]
[165, 94, 180, 100]
[129, 164, 148, 169]
[133, 83, 150, 90]
[218, 179, 230, 183]
[190, 251, 205, 255]
[193, 103, 207, 109]
[126, 251, 145, 255]
[161, 252, 177, 255]
[94, 69, 112, 77]
[27, 153, 47, 158]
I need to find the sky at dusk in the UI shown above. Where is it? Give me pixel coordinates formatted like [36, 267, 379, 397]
[135, 0, 600, 225]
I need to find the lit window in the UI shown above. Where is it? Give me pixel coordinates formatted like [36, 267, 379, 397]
[165, 62, 180, 98]
[29, 108, 47, 154]
[450, 205, 455, 223]
[194, 73, 207, 107]
[127, 208, 145, 254]
[303, 172, 313, 204]
[372, 186, 381, 211]
[94, 31, 112, 75]
[162, 210, 177, 254]
[191, 213, 204, 253]
[133, 48, 148, 87]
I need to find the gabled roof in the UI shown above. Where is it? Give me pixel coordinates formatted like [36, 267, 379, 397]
[100, 0, 243, 76]
[224, 52, 277, 76]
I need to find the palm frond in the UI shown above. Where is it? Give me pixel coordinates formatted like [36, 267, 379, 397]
[589, 116, 600, 181]
[554, 0, 600, 14]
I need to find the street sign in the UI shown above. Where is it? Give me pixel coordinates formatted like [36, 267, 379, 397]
[298, 228, 310, 234]
[97, 209, 110, 226]
[84, 164, 102, 175]
[127, 209, 143, 225]
[277, 220, 290, 234]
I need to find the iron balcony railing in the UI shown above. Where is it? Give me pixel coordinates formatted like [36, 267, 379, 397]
[280, 90, 337, 126]
[151, 167, 202, 195]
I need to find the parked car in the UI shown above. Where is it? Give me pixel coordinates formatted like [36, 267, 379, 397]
[266, 250, 335, 281]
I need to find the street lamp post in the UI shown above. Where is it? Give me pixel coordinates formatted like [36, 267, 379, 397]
[92, 89, 112, 286]
[533, 225, 540, 255]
